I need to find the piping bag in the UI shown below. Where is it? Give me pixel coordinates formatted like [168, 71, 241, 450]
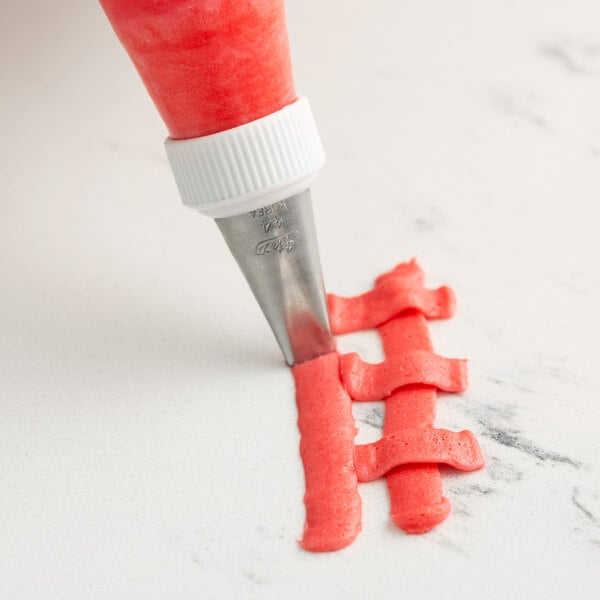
[99, 0, 334, 365]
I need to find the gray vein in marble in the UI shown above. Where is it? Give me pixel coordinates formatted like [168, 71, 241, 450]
[411, 204, 446, 233]
[487, 376, 535, 395]
[450, 505, 472, 518]
[191, 552, 203, 567]
[427, 532, 470, 558]
[538, 43, 587, 75]
[489, 89, 551, 130]
[538, 38, 600, 76]
[243, 571, 266, 586]
[358, 405, 384, 429]
[468, 483, 494, 495]
[482, 457, 523, 483]
[480, 423, 581, 467]
[459, 398, 582, 468]
[413, 218, 437, 232]
[572, 487, 599, 525]
[487, 357, 584, 393]
[445, 481, 495, 500]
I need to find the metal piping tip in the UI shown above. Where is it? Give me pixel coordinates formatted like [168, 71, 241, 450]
[215, 190, 335, 365]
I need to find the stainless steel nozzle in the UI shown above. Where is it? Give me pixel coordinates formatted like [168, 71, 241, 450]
[215, 190, 335, 365]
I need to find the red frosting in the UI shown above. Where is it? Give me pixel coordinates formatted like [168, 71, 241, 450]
[292, 352, 361, 552]
[354, 429, 484, 482]
[379, 314, 452, 533]
[292, 260, 484, 550]
[327, 258, 455, 334]
[340, 350, 468, 401]
[100, 0, 297, 139]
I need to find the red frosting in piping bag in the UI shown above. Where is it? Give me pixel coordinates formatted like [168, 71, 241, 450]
[99, 0, 297, 139]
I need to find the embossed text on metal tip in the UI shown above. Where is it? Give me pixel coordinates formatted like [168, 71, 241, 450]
[215, 190, 335, 365]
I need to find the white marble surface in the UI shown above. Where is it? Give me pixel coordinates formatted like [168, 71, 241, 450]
[2, 0, 600, 598]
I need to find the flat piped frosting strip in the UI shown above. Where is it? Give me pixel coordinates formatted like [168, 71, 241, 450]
[340, 350, 468, 401]
[327, 258, 455, 334]
[354, 429, 485, 482]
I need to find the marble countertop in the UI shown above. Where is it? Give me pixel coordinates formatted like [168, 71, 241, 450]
[1, 1, 599, 598]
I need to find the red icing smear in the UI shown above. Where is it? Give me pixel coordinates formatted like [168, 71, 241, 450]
[100, 0, 296, 139]
[292, 352, 361, 552]
[293, 259, 484, 550]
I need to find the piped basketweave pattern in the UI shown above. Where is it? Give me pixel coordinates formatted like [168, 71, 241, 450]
[292, 260, 484, 552]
